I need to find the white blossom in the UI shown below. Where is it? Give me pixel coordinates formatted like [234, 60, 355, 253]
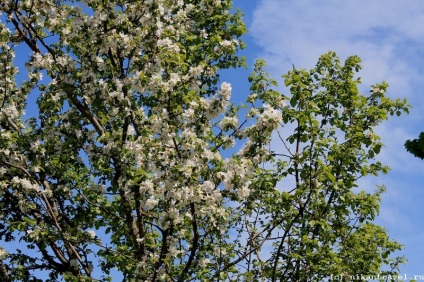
[87, 230, 96, 238]
[371, 86, 384, 94]
[200, 29, 208, 38]
[220, 116, 238, 130]
[0, 248, 7, 260]
[145, 198, 158, 210]
[11, 177, 40, 192]
[219, 82, 232, 100]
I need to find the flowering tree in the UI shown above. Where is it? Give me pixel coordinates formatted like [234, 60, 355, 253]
[0, 0, 410, 281]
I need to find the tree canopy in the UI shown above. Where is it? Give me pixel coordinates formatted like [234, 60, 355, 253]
[0, 0, 410, 281]
[405, 133, 424, 159]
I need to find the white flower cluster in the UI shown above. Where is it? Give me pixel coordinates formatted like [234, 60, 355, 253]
[220, 116, 238, 130]
[157, 38, 180, 53]
[0, 105, 20, 120]
[145, 198, 158, 210]
[371, 86, 384, 94]
[217, 158, 255, 199]
[11, 177, 40, 192]
[257, 104, 282, 128]
[219, 82, 232, 101]
[204, 82, 233, 119]
[0, 248, 7, 260]
[87, 230, 96, 238]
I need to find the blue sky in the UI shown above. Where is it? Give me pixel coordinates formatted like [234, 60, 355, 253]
[232, 0, 424, 278]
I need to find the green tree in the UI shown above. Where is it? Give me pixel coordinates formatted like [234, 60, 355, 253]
[0, 0, 409, 281]
[405, 133, 424, 159]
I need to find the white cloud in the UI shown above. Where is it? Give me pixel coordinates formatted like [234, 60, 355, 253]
[250, 0, 424, 97]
